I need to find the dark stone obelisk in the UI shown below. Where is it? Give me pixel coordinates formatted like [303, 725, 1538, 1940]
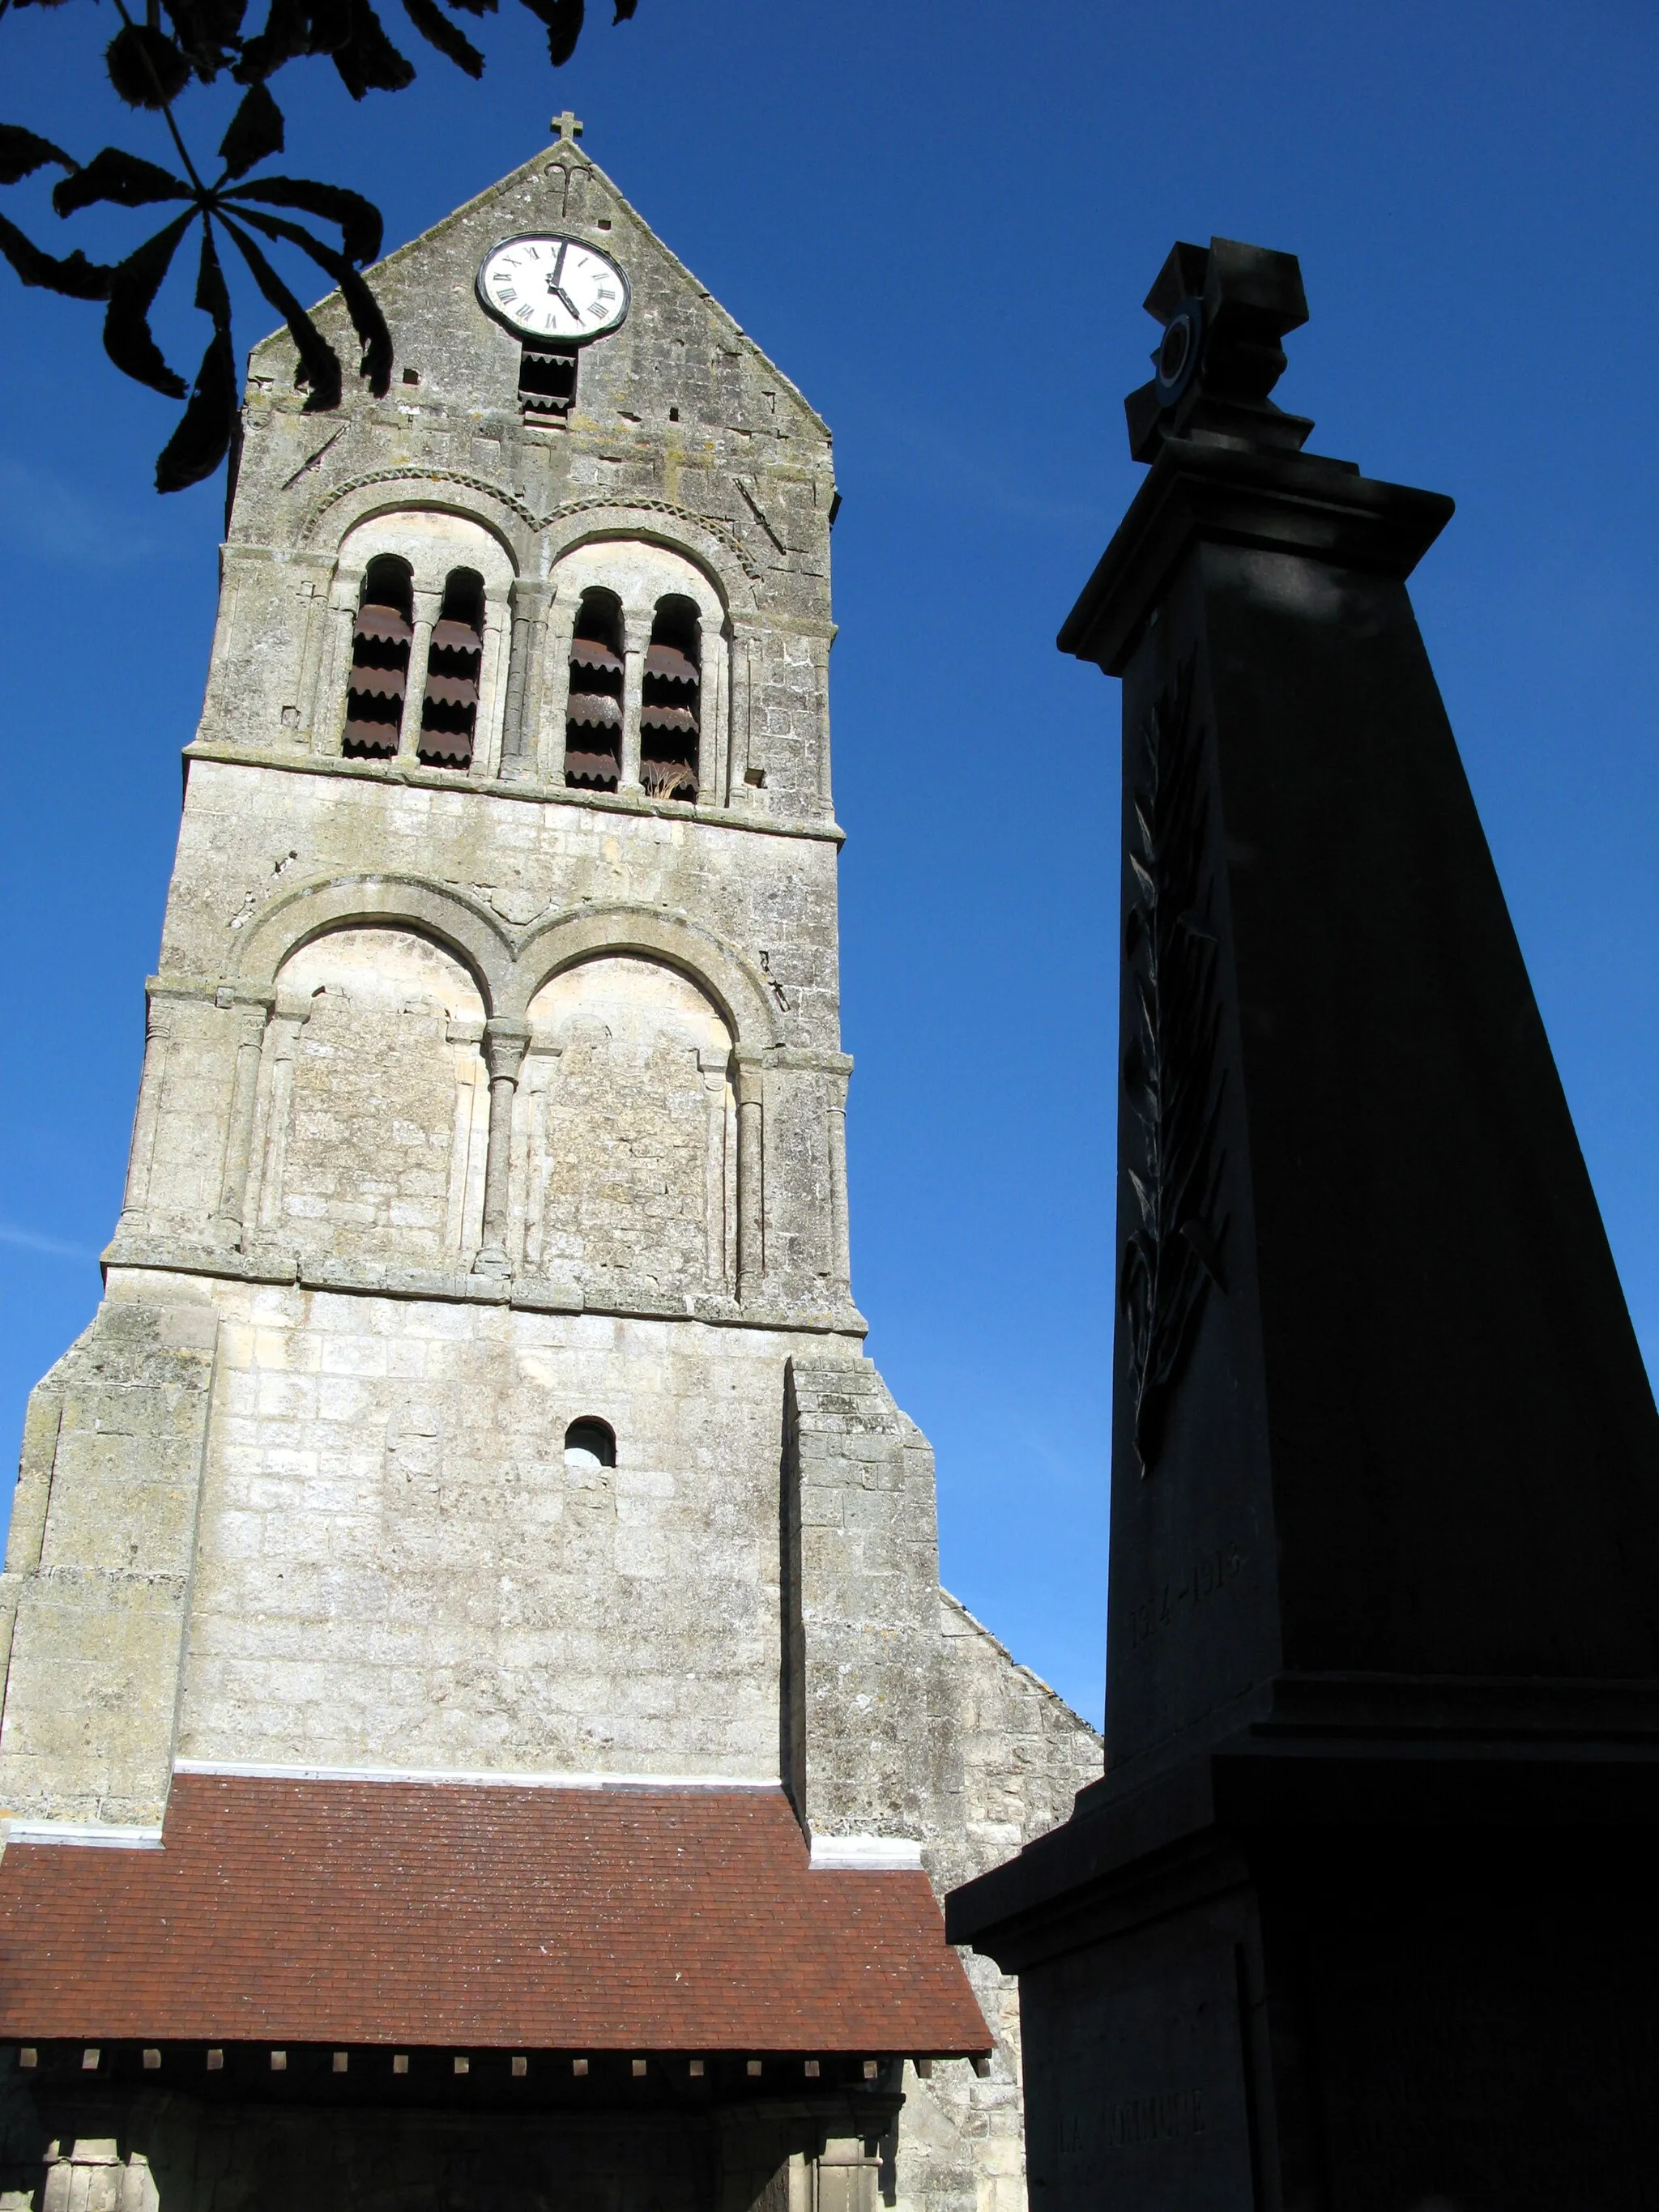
[948, 241, 1659, 2208]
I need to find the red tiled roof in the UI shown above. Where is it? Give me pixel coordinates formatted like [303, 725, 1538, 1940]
[0, 1775, 990, 2053]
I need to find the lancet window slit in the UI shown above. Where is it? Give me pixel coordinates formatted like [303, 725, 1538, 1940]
[641, 595, 700, 803]
[419, 568, 484, 770]
[343, 556, 412, 760]
[565, 590, 624, 792]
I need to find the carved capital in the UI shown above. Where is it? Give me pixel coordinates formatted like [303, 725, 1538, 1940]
[731, 1048, 768, 1110]
[510, 577, 555, 617]
[482, 1019, 532, 1084]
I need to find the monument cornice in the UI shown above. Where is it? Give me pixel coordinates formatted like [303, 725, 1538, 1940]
[951, 1671, 1659, 1975]
[1058, 435, 1455, 675]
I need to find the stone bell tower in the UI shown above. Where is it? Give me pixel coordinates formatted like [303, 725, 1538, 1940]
[0, 120, 1097, 2212]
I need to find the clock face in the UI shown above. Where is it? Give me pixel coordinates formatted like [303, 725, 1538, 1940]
[476, 235, 629, 345]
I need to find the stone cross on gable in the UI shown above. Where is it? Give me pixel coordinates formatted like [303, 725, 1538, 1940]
[551, 111, 583, 144]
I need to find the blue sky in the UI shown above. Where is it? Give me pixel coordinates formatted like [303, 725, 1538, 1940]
[2, 0, 1657, 1725]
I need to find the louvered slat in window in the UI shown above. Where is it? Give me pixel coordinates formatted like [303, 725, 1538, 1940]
[418, 595, 483, 772]
[343, 594, 411, 759]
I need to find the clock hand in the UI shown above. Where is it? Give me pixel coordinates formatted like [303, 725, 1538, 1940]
[542, 244, 582, 322]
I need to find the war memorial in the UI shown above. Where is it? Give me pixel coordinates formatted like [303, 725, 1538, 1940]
[949, 239, 1659, 2204]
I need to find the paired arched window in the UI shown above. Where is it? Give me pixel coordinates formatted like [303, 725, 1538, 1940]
[641, 595, 701, 803]
[564, 590, 624, 793]
[335, 529, 720, 795]
[343, 555, 412, 760]
[343, 560, 484, 771]
[419, 568, 484, 770]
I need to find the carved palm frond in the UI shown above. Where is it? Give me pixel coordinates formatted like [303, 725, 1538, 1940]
[1120, 657, 1228, 1472]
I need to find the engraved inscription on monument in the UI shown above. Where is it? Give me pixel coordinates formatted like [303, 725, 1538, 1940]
[1026, 1933, 1254, 2212]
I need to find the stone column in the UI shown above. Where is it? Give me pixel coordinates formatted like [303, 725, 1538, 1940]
[701, 1051, 734, 1289]
[812, 633, 834, 816]
[475, 585, 512, 778]
[727, 623, 757, 802]
[43, 2142, 159, 2212]
[196, 543, 250, 743]
[116, 993, 176, 1238]
[620, 607, 650, 794]
[245, 990, 313, 1238]
[474, 1018, 531, 1277]
[735, 1051, 766, 1303]
[537, 591, 578, 783]
[702, 623, 729, 807]
[288, 551, 338, 748]
[396, 586, 441, 761]
[211, 999, 271, 1250]
[315, 566, 363, 757]
[500, 577, 553, 778]
[827, 1076, 851, 1302]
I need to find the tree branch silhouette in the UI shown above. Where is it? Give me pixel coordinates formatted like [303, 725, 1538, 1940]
[0, 0, 636, 491]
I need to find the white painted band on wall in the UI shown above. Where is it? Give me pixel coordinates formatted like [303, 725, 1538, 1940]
[808, 1835, 925, 1872]
[8, 1820, 164, 1850]
[173, 1758, 785, 1793]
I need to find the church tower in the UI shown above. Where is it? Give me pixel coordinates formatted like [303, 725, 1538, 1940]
[0, 123, 1098, 2212]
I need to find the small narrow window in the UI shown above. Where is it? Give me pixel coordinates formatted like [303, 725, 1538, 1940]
[641, 595, 700, 803]
[564, 1417, 616, 1468]
[420, 568, 484, 771]
[520, 340, 578, 418]
[565, 590, 623, 791]
[343, 555, 412, 759]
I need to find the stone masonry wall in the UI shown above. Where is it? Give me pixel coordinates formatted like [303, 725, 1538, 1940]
[159, 1271, 838, 1780]
[0, 1289, 220, 1830]
[783, 1360, 948, 1847]
[160, 765, 843, 1056]
[892, 1599, 1101, 2212]
[121, 760, 850, 1316]
[782, 1363, 1102, 2212]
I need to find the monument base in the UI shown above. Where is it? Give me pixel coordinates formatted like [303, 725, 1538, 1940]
[950, 1713, 1659, 2211]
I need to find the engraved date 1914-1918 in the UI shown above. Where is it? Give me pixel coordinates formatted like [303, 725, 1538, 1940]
[1127, 1541, 1243, 1650]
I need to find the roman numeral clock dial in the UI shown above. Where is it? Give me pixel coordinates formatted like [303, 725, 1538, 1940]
[476, 235, 630, 344]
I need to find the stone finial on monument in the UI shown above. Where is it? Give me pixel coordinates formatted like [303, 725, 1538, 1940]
[948, 239, 1659, 2204]
[1124, 235, 1312, 462]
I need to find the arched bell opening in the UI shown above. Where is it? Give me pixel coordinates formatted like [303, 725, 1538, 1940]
[343, 556, 413, 761]
[565, 589, 624, 792]
[641, 594, 702, 803]
[419, 568, 485, 771]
